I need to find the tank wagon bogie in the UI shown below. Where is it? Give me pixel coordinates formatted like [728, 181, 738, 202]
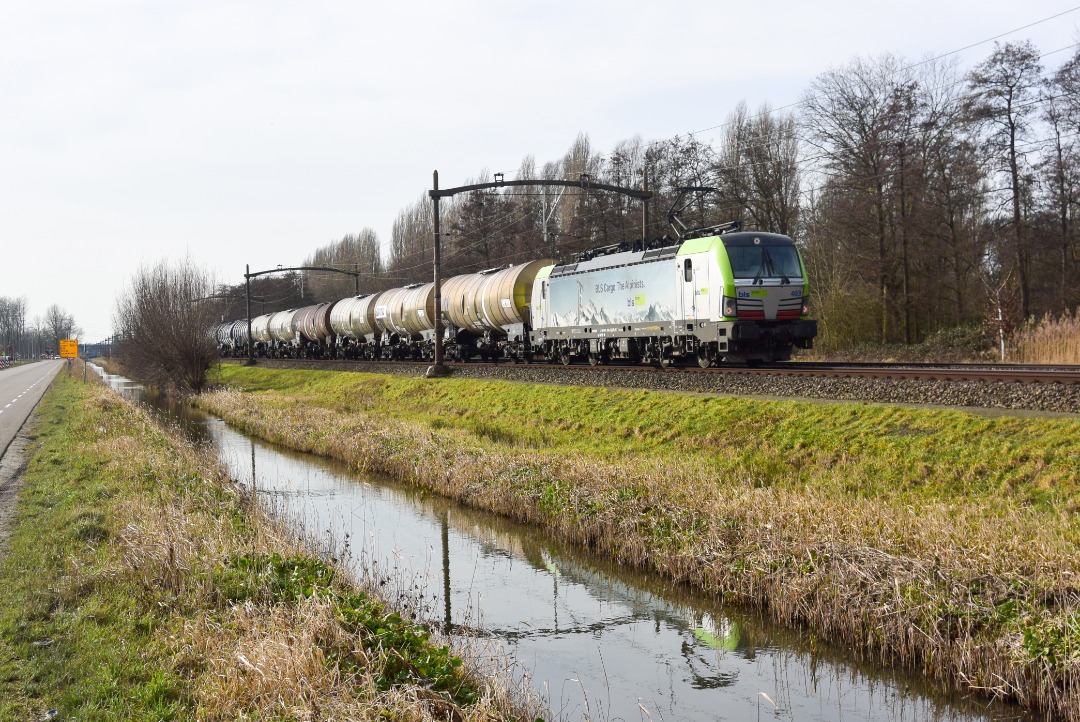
[215, 229, 816, 367]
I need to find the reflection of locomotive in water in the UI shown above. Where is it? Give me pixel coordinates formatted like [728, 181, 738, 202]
[213, 222, 817, 366]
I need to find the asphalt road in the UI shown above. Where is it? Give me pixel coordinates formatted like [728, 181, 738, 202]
[0, 359, 63, 559]
[0, 360, 64, 459]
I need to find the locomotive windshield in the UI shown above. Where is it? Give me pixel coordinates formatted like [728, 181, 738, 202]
[726, 244, 802, 280]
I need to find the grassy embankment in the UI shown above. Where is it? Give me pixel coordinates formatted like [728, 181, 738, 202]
[200, 364, 1080, 719]
[0, 372, 535, 720]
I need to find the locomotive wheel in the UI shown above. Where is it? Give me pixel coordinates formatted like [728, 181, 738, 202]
[697, 350, 712, 368]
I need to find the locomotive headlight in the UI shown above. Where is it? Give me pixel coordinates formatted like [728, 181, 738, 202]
[723, 296, 737, 318]
[802, 296, 810, 315]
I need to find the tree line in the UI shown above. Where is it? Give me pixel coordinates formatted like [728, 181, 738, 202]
[0, 297, 80, 360]
[218, 40, 1078, 351]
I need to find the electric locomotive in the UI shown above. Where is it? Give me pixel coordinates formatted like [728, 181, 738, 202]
[531, 221, 816, 366]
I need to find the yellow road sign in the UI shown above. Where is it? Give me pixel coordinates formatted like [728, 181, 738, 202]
[59, 339, 78, 358]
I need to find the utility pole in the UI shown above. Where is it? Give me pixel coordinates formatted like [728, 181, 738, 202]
[642, 166, 650, 240]
[541, 185, 565, 259]
[429, 170, 447, 377]
[246, 264, 254, 365]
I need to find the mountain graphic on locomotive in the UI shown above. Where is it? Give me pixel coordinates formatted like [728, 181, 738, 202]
[212, 220, 817, 367]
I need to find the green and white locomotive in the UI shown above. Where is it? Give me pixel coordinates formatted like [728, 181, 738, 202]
[530, 222, 817, 366]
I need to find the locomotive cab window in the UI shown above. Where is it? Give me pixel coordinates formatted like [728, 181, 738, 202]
[726, 245, 801, 280]
[683, 259, 693, 282]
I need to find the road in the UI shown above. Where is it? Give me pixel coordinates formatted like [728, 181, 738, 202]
[0, 360, 64, 458]
[0, 359, 63, 559]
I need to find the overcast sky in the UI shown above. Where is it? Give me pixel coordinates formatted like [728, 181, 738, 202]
[2, 1, 1077, 342]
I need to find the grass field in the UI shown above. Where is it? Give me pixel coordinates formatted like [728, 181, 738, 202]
[0, 373, 535, 721]
[200, 364, 1080, 719]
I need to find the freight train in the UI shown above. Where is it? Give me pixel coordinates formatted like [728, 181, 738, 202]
[212, 222, 817, 366]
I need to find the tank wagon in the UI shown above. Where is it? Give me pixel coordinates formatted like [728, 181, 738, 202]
[294, 301, 337, 358]
[329, 293, 384, 358]
[212, 319, 250, 357]
[249, 313, 273, 355]
[375, 283, 436, 359]
[442, 259, 553, 361]
[218, 223, 816, 366]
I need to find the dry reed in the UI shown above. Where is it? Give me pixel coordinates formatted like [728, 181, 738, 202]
[1010, 308, 1080, 364]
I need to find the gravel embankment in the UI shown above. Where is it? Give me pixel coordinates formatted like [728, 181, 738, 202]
[227, 359, 1080, 415]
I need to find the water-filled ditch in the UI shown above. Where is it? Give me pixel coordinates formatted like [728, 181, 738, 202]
[90, 365, 1030, 721]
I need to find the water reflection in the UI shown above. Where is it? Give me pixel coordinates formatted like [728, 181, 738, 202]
[88, 365, 1030, 721]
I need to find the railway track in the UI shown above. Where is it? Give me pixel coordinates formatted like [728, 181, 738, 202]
[711, 361, 1080, 385]
[222, 357, 1080, 385]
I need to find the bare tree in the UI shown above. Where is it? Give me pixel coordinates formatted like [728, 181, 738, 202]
[303, 228, 385, 299]
[802, 54, 910, 343]
[113, 258, 219, 393]
[727, 103, 801, 236]
[0, 297, 27, 359]
[966, 41, 1044, 318]
[44, 304, 80, 353]
[1040, 49, 1080, 313]
[388, 193, 437, 280]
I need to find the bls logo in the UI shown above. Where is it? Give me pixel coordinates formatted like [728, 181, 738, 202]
[737, 290, 751, 298]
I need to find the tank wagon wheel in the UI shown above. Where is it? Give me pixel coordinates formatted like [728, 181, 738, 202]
[588, 353, 603, 366]
[559, 348, 572, 366]
[658, 356, 673, 369]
